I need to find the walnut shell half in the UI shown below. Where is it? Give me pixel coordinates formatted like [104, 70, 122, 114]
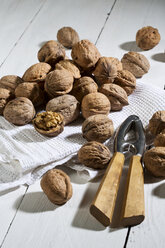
[149, 111, 165, 136]
[41, 169, 72, 205]
[78, 141, 111, 169]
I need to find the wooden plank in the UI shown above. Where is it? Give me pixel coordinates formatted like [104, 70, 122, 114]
[0, 0, 45, 67]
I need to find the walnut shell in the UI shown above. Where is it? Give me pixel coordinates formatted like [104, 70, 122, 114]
[57, 27, 79, 48]
[144, 147, 165, 177]
[154, 130, 165, 147]
[93, 57, 117, 84]
[22, 62, 51, 83]
[114, 70, 136, 95]
[45, 69, 74, 98]
[82, 114, 114, 143]
[71, 39, 101, 70]
[46, 94, 80, 125]
[0, 88, 12, 115]
[136, 26, 161, 50]
[33, 111, 64, 137]
[55, 59, 80, 79]
[41, 169, 72, 205]
[121, 52, 150, 78]
[0, 75, 23, 94]
[108, 57, 123, 71]
[71, 76, 98, 103]
[38, 40, 65, 67]
[15, 82, 45, 107]
[81, 92, 111, 119]
[99, 84, 128, 111]
[3, 97, 35, 125]
[149, 111, 165, 136]
[78, 141, 111, 169]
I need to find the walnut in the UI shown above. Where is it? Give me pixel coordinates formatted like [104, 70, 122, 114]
[99, 84, 128, 111]
[3, 97, 35, 125]
[0, 88, 12, 115]
[154, 130, 165, 147]
[81, 92, 111, 119]
[55, 59, 80, 79]
[38, 40, 65, 67]
[46, 94, 80, 125]
[114, 70, 136, 95]
[93, 57, 117, 84]
[57, 27, 79, 48]
[0, 75, 23, 94]
[136, 26, 161, 50]
[71, 76, 98, 103]
[149, 111, 165, 136]
[71, 39, 101, 70]
[41, 169, 72, 205]
[144, 147, 165, 177]
[121, 52, 150, 78]
[82, 114, 114, 143]
[78, 141, 111, 169]
[22, 62, 51, 83]
[15, 82, 45, 107]
[33, 111, 64, 137]
[106, 57, 123, 71]
[45, 69, 74, 98]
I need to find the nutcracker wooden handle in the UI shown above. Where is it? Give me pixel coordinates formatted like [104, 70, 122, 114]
[121, 155, 145, 226]
[90, 152, 125, 227]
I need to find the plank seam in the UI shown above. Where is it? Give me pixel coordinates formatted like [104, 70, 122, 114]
[95, 0, 117, 45]
[123, 227, 131, 248]
[0, 0, 47, 69]
[0, 186, 29, 248]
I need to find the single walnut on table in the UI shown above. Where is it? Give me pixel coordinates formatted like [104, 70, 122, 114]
[46, 94, 80, 125]
[3, 97, 35, 125]
[0, 75, 23, 94]
[0, 88, 12, 115]
[41, 168, 72, 205]
[57, 26, 79, 49]
[149, 110, 165, 136]
[82, 114, 114, 143]
[99, 84, 128, 111]
[55, 59, 80, 79]
[38, 40, 65, 67]
[78, 141, 111, 169]
[81, 92, 111, 119]
[71, 76, 98, 103]
[33, 111, 64, 137]
[136, 26, 161, 50]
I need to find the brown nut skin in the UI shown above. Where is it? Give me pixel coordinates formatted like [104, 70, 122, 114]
[144, 147, 165, 177]
[121, 52, 150, 78]
[0, 88, 12, 115]
[154, 130, 165, 147]
[22, 62, 51, 83]
[82, 114, 114, 143]
[78, 141, 111, 169]
[81, 92, 111, 119]
[38, 40, 66, 67]
[71, 39, 101, 70]
[3, 97, 35, 126]
[149, 111, 165, 136]
[57, 27, 79, 49]
[114, 70, 136, 95]
[46, 94, 80, 125]
[93, 57, 117, 85]
[99, 84, 128, 111]
[136, 26, 161, 50]
[71, 76, 98, 103]
[0, 75, 23, 94]
[45, 69, 74, 98]
[55, 59, 80, 79]
[15, 82, 45, 107]
[33, 111, 64, 137]
[41, 169, 72, 205]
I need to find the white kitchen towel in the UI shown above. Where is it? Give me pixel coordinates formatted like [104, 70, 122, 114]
[0, 81, 165, 191]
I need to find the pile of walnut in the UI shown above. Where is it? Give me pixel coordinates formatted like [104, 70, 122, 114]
[144, 111, 165, 178]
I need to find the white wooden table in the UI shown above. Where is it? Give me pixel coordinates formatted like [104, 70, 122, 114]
[0, 0, 165, 247]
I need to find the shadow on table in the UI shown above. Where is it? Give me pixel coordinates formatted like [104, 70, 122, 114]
[120, 41, 142, 52]
[151, 53, 165, 62]
[0, 186, 20, 196]
[152, 182, 165, 198]
[13, 192, 59, 213]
